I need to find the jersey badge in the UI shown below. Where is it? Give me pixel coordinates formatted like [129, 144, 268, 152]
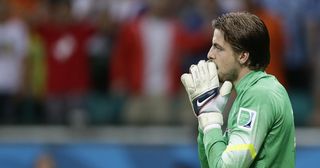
[237, 108, 256, 130]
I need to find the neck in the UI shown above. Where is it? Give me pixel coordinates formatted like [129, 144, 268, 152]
[233, 67, 252, 86]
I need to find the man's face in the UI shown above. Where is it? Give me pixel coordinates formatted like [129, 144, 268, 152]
[207, 29, 241, 82]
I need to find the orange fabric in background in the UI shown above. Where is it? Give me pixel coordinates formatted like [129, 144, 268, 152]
[8, 0, 40, 17]
[255, 9, 287, 87]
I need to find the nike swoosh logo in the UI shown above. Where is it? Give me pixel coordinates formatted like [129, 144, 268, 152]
[192, 88, 218, 116]
[197, 94, 215, 107]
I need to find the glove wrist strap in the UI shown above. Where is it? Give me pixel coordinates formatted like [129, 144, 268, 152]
[203, 124, 221, 134]
[198, 112, 223, 132]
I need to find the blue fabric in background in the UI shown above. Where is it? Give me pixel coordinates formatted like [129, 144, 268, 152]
[0, 143, 317, 168]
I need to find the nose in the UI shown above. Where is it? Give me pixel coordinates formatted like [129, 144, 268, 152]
[207, 46, 215, 60]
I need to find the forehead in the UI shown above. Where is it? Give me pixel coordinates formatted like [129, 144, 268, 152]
[212, 29, 225, 44]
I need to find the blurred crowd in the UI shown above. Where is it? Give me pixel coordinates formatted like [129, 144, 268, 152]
[0, 0, 319, 127]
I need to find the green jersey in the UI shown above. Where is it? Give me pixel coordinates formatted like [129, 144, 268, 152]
[197, 71, 295, 168]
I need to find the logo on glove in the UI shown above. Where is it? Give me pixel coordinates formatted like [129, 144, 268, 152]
[192, 88, 219, 116]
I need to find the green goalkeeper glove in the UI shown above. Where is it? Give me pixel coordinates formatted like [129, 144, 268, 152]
[181, 60, 232, 133]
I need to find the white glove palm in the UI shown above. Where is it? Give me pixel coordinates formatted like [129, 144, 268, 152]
[181, 60, 232, 132]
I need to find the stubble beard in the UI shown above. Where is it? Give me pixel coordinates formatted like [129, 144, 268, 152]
[218, 68, 238, 83]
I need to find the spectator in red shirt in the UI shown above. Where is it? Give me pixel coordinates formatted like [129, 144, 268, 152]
[37, 0, 95, 125]
[110, 0, 210, 125]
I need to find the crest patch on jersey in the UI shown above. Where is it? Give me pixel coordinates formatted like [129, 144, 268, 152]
[237, 108, 256, 130]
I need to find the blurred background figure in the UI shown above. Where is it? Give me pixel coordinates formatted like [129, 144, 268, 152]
[85, 7, 124, 125]
[0, 0, 29, 124]
[36, 0, 95, 126]
[110, 0, 211, 125]
[21, 0, 47, 125]
[178, 0, 220, 72]
[304, 0, 320, 126]
[263, 0, 314, 126]
[34, 153, 56, 168]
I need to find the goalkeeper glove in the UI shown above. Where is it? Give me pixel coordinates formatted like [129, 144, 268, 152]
[181, 60, 232, 133]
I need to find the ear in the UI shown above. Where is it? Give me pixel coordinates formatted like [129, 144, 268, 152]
[238, 52, 249, 65]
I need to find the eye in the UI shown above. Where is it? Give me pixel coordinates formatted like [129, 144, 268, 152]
[213, 43, 223, 51]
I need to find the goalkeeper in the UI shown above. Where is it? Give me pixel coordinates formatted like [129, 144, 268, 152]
[181, 12, 295, 168]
